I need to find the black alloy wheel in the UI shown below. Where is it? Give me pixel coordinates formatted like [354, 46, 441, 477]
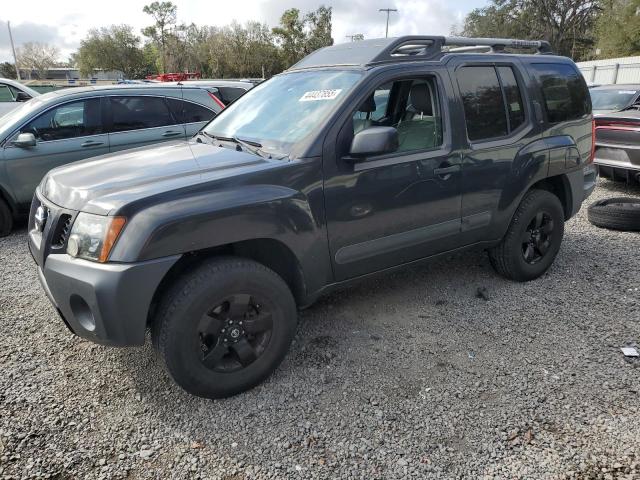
[521, 211, 554, 264]
[198, 294, 273, 372]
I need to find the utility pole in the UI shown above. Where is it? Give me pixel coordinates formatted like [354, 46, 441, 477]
[379, 8, 398, 38]
[7, 21, 21, 80]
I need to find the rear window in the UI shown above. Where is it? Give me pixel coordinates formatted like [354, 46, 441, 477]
[110, 96, 176, 132]
[531, 63, 590, 123]
[457, 65, 526, 142]
[167, 98, 216, 123]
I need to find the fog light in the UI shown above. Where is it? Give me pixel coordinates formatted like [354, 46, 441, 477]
[67, 234, 80, 257]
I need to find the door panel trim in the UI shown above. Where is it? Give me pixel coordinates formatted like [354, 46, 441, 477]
[334, 218, 461, 265]
[461, 211, 492, 231]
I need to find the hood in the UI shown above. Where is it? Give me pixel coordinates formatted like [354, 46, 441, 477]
[41, 140, 270, 215]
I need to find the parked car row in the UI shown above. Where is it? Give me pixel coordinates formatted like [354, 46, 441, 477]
[0, 80, 254, 235]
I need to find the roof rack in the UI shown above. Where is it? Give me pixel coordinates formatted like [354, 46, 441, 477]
[288, 35, 554, 71]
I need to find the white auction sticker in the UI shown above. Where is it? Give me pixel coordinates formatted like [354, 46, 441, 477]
[299, 89, 343, 102]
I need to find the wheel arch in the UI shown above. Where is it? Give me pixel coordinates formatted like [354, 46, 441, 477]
[529, 174, 572, 220]
[146, 238, 307, 328]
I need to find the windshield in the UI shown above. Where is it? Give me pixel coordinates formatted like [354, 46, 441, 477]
[203, 70, 363, 155]
[590, 88, 637, 111]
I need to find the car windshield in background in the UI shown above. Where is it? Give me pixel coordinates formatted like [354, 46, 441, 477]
[0, 96, 44, 134]
[590, 88, 637, 111]
[203, 70, 362, 155]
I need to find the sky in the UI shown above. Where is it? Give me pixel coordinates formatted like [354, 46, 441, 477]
[0, 0, 488, 64]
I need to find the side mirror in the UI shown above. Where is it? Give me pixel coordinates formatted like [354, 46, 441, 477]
[15, 91, 31, 102]
[348, 126, 398, 159]
[12, 132, 36, 148]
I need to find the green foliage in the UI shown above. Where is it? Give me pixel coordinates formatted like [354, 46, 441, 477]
[0, 62, 17, 79]
[272, 6, 334, 66]
[460, 0, 601, 61]
[142, 1, 178, 73]
[596, 0, 640, 58]
[76, 25, 154, 79]
[72, 4, 333, 79]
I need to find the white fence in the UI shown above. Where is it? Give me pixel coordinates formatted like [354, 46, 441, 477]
[576, 56, 640, 85]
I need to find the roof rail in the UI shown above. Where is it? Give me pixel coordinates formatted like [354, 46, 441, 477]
[288, 35, 554, 71]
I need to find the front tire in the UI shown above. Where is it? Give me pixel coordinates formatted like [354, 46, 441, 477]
[152, 257, 297, 399]
[488, 189, 565, 282]
[0, 199, 13, 237]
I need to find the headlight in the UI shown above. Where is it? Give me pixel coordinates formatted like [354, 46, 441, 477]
[67, 213, 126, 262]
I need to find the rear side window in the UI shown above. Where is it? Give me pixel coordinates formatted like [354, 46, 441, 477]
[167, 98, 216, 124]
[217, 87, 246, 105]
[457, 66, 507, 141]
[531, 63, 590, 123]
[457, 65, 527, 142]
[110, 96, 176, 132]
[497, 66, 525, 132]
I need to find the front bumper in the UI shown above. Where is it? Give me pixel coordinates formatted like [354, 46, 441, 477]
[27, 193, 180, 346]
[34, 252, 179, 346]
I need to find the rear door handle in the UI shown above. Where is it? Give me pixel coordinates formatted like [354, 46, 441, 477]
[81, 140, 104, 147]
[162, 131, 182, 137]
[433, 165, 461, 177]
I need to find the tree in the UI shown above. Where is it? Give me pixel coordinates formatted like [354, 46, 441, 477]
[272, 6, 334, 67]
[142, 1, 178, 73]
[76, 25, 154, 79]
[596, 0, 640, 57]
[304, 6, 334, 53]
[0, 62, 17, 79]
[16, 42, 60, 79]
[460, 0, 601, 61]
[272, 8, 307, 66]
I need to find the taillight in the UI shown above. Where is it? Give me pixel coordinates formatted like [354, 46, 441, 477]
[594, 118, 640, 130]
[589, 118, 595, 164]
[208, 92, 225, 110]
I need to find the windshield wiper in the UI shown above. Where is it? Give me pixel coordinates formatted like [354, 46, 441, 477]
[205, 133, 270, 159]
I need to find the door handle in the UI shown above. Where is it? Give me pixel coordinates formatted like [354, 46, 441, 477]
[162, 131, 182, 137]
[81, 140, 104, 147]
[433, 164, 460, 177]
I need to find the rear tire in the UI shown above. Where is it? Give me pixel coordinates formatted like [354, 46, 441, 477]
[587, 197, 640, 231]
[152, 256, 297, 399]
[488, 189, 565, 282]
[0, 199, 13, 237]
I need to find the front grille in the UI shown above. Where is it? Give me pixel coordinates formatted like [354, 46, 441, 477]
[51, 214, 72, 248]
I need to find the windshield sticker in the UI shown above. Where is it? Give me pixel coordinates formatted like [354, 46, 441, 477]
[299, 89, 343, 102]
[618, 90, 637, 95]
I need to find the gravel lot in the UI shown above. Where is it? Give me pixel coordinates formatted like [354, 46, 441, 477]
[1, 177, 639, 480]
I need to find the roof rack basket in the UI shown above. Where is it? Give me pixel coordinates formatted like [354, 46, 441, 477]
[369, 35, 553, 65]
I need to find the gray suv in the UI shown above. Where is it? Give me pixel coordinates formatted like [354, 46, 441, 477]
[0, 84, 223, 235]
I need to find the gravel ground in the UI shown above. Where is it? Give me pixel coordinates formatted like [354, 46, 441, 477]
[1, 177, 639, 480]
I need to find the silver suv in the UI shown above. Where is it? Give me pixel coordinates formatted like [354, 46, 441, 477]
[0, 83, 224, 235]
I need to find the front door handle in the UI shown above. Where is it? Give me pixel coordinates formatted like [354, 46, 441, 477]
[162, 131, 182, 137]
[433, 164, 461, 178]
[81, 140, 104, 147]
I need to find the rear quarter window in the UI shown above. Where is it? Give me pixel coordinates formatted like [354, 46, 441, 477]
[531, 63, 591, 123]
